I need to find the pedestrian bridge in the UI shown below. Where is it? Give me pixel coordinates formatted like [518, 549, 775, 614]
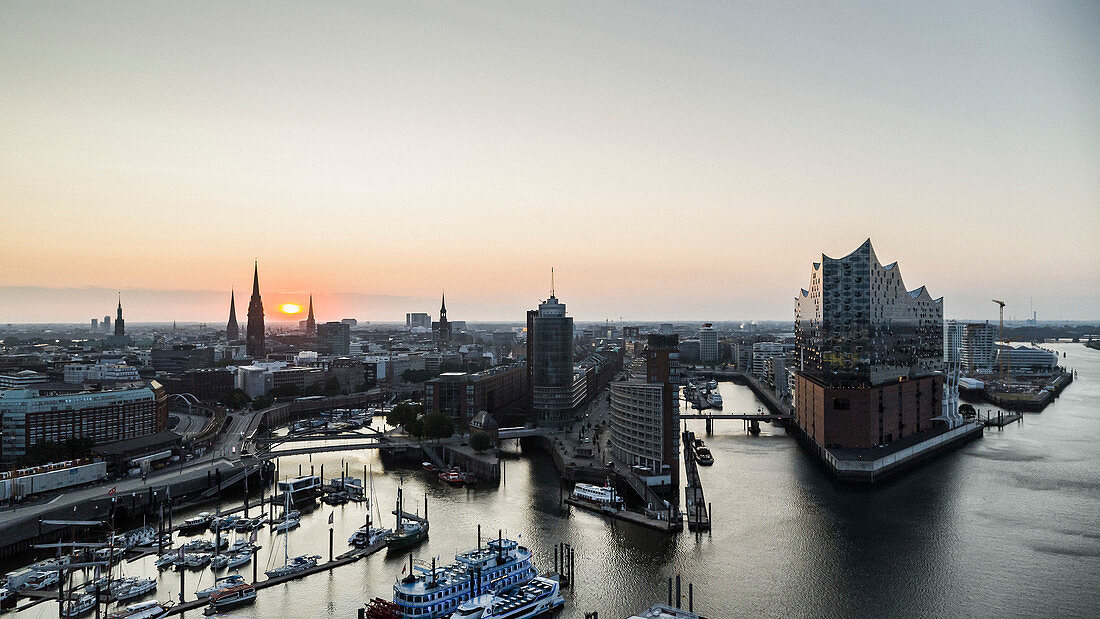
[497, 426, 548, 439]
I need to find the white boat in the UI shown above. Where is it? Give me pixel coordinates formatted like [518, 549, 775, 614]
[114, 577, 157, 601]
[210, 554, 230, 570]
[154, 553, 176, 570]
[105, 600, 170, 619]
[178, 513, 213, 534]
[196, 574, 246, 599]
[225, 552, 252, 569]
[62, 593, 97, 617]
[208, 582, 256, 610]
[707, 391, 723, 409]
[184, 553, 212, 568]
[23, 570, 59, 591]
[570, 479, 623, 508]
[264, 554, 318, 579]
[707, 379, 718, 390]
[349, 525, 391, 548]
[274, 517, 300, 532]
[451, 576, 565, 619]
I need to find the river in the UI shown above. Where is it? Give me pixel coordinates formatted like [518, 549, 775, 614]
[17, 343, 1100, 618]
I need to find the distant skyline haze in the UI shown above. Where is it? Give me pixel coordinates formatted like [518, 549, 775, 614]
[1, 2, 1096, 323]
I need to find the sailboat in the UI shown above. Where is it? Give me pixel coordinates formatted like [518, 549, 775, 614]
[384, 487, 428, 552]
[349, 465, 391, 548]
[265, 485, 319, 579]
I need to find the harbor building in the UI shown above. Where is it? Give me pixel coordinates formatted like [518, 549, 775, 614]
[793, 239, 977, 481]
[246, 262, 266, 359]
[317, 321, 351, 355]
[0, 382, 168, 461]
[995, 345, 1058, 374]
[608, 334, 681, 491]
[698, 324, 718, 362]
[526, 284, 583, 425]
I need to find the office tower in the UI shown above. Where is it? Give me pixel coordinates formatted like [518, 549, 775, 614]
[305, 295, 316, 334]
[317, 321, 351, 356]
[91, 318, 98, 331]
[226, 289, 239, 341]
[246, 262, 265, 358]
[526, 279, 583, 425]
[405, 313, 431, 329]
[793, 239, 946, 449]
[699, 323, 718, 362]
[660, 323, 674, 335]
[103, 316, 111, 332]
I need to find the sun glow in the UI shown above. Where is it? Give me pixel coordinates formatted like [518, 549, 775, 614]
[279, 303, 302, 315]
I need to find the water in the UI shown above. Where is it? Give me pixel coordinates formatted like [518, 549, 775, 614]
[18, 343, 1100, 618]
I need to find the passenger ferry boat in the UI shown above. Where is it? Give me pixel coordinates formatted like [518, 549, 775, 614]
[570, 479, 623, 508]
[208, 582, 256, 610]
[451, 575, 565, 618]
[379, 537, 536, 619]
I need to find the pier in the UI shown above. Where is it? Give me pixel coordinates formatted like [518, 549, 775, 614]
[681, 431, 710, 532]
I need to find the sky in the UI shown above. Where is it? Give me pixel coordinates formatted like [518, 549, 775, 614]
[1, 1, 1097, 324]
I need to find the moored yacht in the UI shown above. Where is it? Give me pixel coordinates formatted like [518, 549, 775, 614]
[196, 574, 245, 599]
[105, 601, 170, 619]
[62, 593, 97, 617]
[208, 582, 256, 610]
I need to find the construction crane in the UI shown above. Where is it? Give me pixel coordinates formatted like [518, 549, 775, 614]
[993, 299, 1007, 385]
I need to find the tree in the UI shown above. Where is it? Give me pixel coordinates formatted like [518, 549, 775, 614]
[469, 431, 492, 452]
[253, 394, 274, 409]
[959, 403, 977, 418]
[401, 369, 440, 383]
[386, 402, 420, 428]
[422, 412, 454, 440]
[219, 389, 251, 410]
[406, 417, 425, 438]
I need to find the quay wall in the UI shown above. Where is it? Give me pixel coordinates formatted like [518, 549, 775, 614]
[790, 421, 984, 484]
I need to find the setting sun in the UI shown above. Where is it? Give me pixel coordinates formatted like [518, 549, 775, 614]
[279, 303, 302, 315]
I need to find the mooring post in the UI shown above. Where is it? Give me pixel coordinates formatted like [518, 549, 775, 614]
[688, 582, 693, 612]
[675, 574, 681, 609]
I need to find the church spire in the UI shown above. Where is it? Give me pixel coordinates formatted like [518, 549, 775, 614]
[246, 261, 265, 358]
[440, 290, 447, 319]
[305, 294, 316, 333]
[226, 289, 239, 341]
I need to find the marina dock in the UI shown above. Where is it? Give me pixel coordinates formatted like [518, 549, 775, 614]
[682, 431, 710, 532]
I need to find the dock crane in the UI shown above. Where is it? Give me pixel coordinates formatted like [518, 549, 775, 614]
[993, 299, 1007, 384]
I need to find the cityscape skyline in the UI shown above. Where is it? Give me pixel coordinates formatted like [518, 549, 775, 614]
[1, 2, 1097, 323]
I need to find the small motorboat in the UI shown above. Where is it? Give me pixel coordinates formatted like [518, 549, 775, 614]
[438, 468, 464, 486]
[62, 593, 97, 617]
[208, 582, 256, 610]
